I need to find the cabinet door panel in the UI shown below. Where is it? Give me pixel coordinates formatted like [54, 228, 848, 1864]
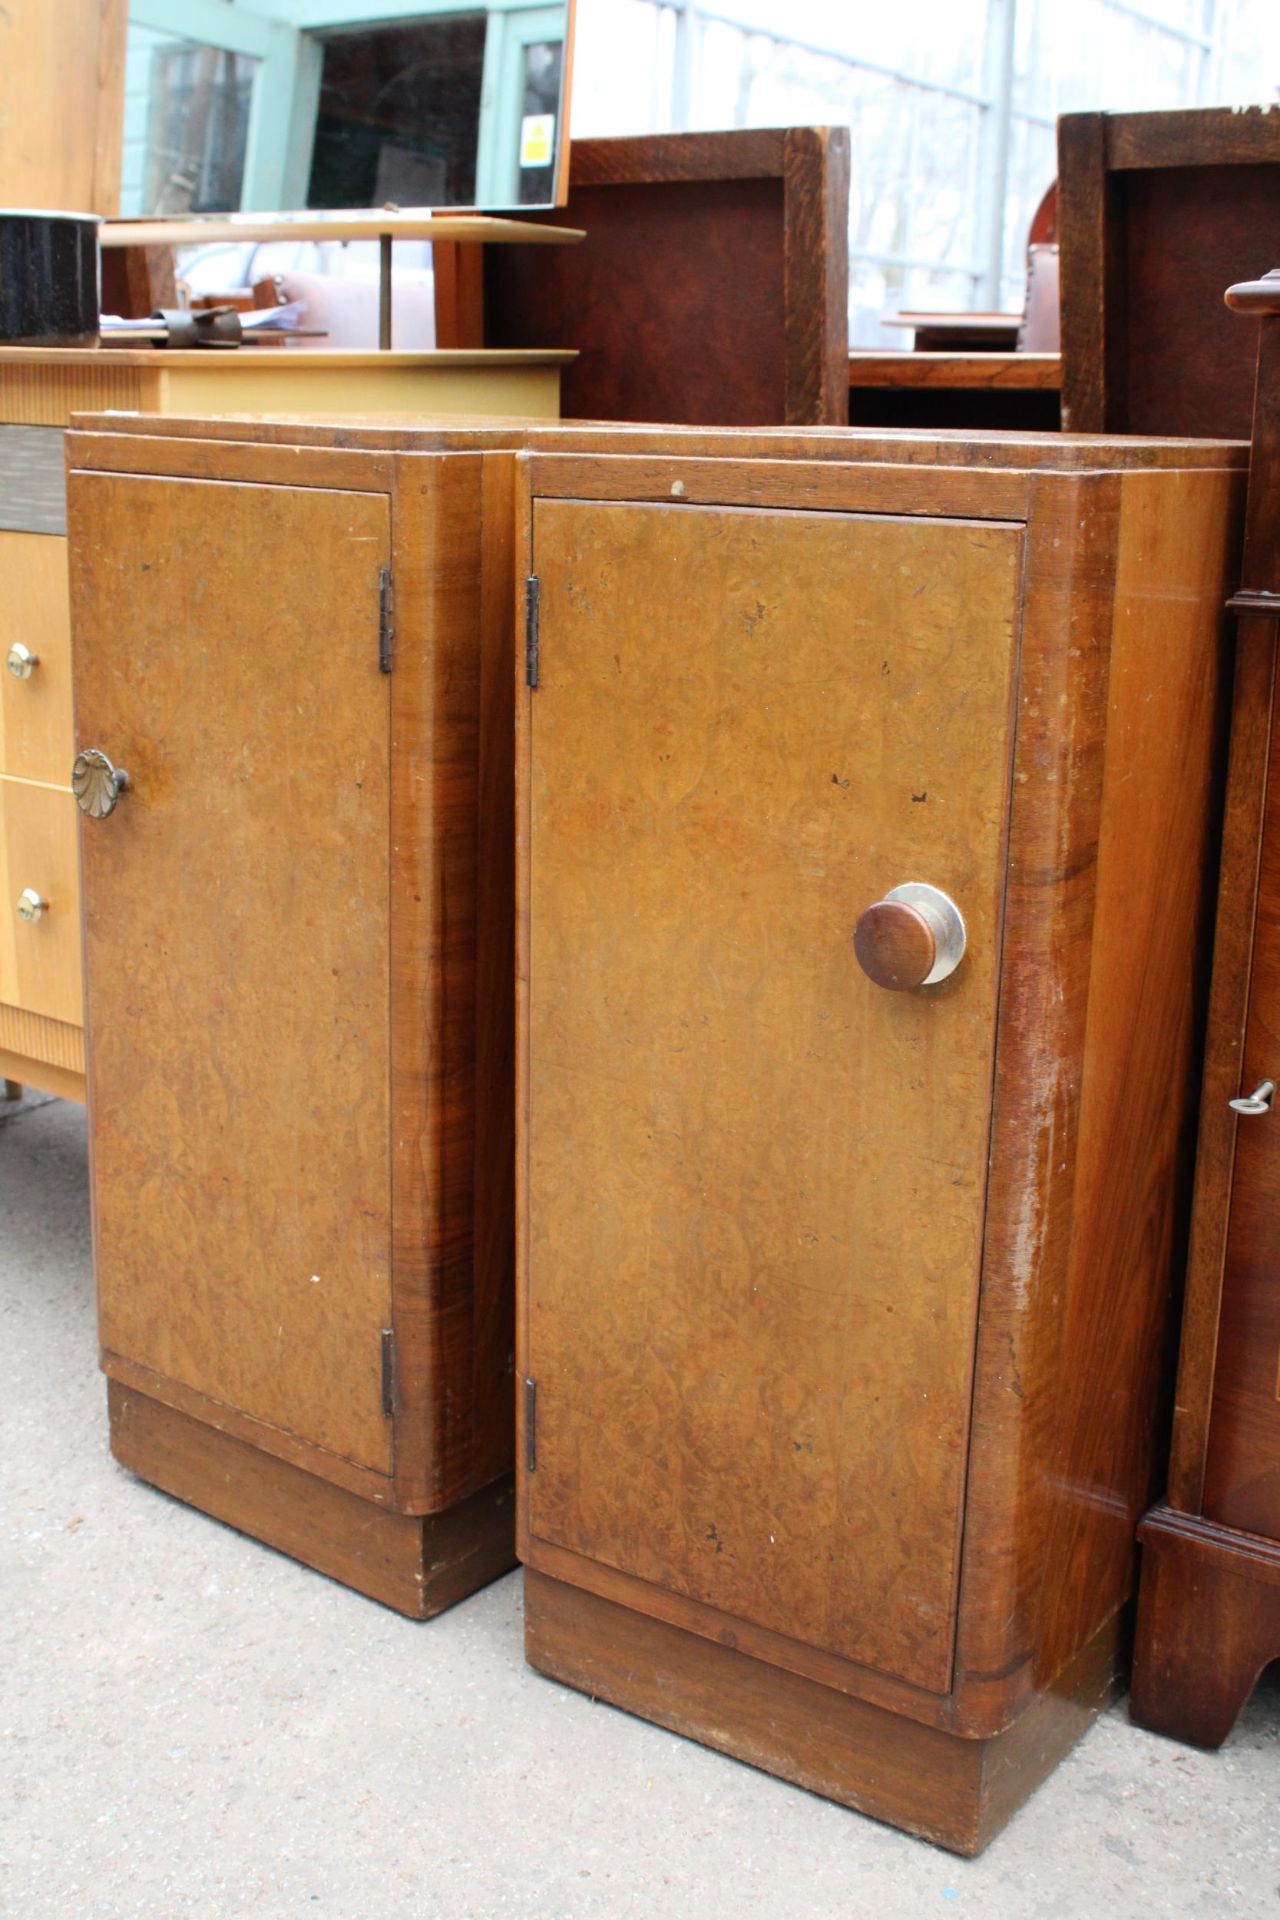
[1205, 711, 1280, 1539]
[524, 499, 1022, 1692]
[70, 472, 394, 1474]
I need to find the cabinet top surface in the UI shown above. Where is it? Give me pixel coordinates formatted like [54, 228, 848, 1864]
[62, 411, 1248, 472]
[101, 213, 585, 248]
[0, 348, 577, 370]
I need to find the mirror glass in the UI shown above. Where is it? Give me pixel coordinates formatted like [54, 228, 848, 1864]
[121, 1, 572, 217]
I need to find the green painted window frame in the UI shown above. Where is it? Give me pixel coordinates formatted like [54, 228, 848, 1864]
[127, 0, 567, 211]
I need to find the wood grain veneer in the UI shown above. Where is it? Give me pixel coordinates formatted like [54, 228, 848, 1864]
[511, 430, 1244, 1850]
[65, 421, 536, 1611]
[0, 0, 126, 217]
[484, 129, 850, 426]
[1058, 107, 1280, 438]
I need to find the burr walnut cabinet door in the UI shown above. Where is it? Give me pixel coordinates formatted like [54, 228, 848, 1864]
[1203, 734, 1280, 1542]
[70, 472, 395, 1475]
[522, 499, 1022, 1693]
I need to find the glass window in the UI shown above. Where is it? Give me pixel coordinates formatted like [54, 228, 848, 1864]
[307, 17, 488, 210]
[123, 28, 257, 217]
[572, 0, 1280, 341]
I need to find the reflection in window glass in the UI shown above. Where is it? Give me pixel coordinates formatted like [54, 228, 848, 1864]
[307, 18, 488, 210]
[572, 0, 1280, 342]
[126, 33, 256, 217]
[518, 41, 564, 204]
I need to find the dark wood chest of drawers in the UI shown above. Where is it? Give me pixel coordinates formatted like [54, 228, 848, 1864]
[1131, 277, 1280, 1746]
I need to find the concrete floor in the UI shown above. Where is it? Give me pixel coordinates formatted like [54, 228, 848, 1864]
[3, 1088, 1278, 1920]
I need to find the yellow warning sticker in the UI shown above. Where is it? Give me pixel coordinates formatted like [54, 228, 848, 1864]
[520, 114, 555, 168]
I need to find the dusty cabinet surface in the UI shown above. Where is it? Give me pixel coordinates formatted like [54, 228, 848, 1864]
[525, 500, 1021, 1694]
[514, 438, 1246, 1852]
[73, 474, 394, 1469]
[66, 419, 524, 1616]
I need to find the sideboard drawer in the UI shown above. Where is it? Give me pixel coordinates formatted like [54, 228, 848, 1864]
[0, 531, 72, 785]
[0, 775, 82, 1027]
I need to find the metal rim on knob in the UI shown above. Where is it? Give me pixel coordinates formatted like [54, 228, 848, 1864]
[853, 881, 967, 991]
[6, 643, 37, 680]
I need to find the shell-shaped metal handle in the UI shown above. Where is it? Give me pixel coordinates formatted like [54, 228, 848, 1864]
[72, 748, 130, 819]
[1229, 1079, 1275, 1116]
[17, 887, 47, 924]
[853, 882, 967, 991]
[7, 643, 37, 680]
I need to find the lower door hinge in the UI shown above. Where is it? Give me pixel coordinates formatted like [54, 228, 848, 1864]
[378, 567, 394, 674]
[523, 1376, 537, 1472]
[380, 1329, 396, 1418]
[525, 575, 540, 688]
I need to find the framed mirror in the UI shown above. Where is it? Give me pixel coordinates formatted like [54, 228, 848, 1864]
[120, 0, 574, 217]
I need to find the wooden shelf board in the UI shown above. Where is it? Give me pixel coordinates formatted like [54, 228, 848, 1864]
[0, 347, 576, 369]
[101, 213, 584, 249]
[848, 352, 1062, 392]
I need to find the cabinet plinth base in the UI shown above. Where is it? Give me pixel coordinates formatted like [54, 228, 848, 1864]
[1131, 1505, 1280, 1749]
[107, 1382, 515, 1618]
[522, 1569, 1122, 1856]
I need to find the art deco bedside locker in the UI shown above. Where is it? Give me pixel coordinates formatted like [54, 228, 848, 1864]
[513, 427, 1247, 1851]
[1130, 272, 1280, 1746]
[65, 415, 530, 1617]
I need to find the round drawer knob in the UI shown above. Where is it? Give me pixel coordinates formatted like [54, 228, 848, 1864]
[6, 643, 38, 680]
[853, 882, 966, 992]
[17, 887, 47, 924]
[72, 747, 130, 819]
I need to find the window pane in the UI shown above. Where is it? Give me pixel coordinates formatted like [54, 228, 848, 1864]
[567, 0, 1280, 334]
[124, 28, 257, 218]
[307, 18, 487, 210]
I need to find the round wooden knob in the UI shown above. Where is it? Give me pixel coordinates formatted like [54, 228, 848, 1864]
[853, 883, 966, 992]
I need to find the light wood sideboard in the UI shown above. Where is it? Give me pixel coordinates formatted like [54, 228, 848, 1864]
[0, 346, 570, 1103]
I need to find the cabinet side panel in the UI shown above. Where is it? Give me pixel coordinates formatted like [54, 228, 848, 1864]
[389, 453, 499, 1510]
[470, 452, 519, 1491]
[1034, 465, 1242, 1684]
[955, 475, 1122, 1731]
[1165, 614, 1276, 1511]
[1203, 662, 1280, 1539]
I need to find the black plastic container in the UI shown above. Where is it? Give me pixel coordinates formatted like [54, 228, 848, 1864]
[0, 210, 99, 346]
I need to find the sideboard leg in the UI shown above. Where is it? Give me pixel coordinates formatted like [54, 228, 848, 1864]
[1131, 1506, 1280, 1748]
